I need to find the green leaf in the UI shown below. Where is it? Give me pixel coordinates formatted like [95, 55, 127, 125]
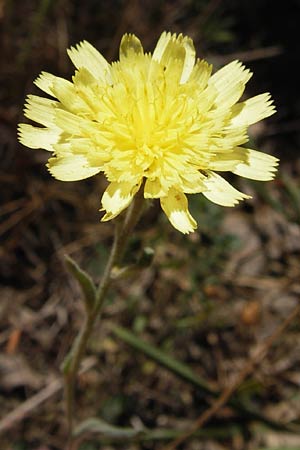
[74, 418, 241, 442]
[64, 254, 96, 311]
[74, 417, 142, 439]
[74, 417, 241, 442]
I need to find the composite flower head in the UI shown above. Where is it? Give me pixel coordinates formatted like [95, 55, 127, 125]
[18, 32, 278, 233]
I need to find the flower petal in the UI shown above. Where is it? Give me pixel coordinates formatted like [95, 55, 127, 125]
[152, 31, 195, 84]
[152, 31, 172, 62]
[208, 147, 279, 180]
[209, 60, 252, 108]
[34, 71, 69, 97]
[232, 148, 279, 181]
[179, 171, 206, 193]
[24, 95, 58, 127]
[101, 181, 141, 221]
[229, 93, 276, 128]
[160, 189, 197, 234]
[119, 34, 144, 60]
[18, 124, 60, 151]
[202, 172, 250, 206]
[189, 59, 212, 90]
[51, 77, 88, 113]
[207, 146, 250, 172]
[144, 178, 167, 198]
[67, 41, 111, 83]
[48, 154, 101, 181]
[54, 109, 100, 136]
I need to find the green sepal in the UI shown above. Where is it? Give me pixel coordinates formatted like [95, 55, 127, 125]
[64, 254, 96, 312]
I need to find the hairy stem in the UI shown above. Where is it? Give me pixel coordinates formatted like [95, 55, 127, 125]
[63, 187, 145, 439]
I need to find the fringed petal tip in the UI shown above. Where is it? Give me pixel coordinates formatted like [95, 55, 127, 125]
[34, 72, 56, 96]
[18, 123, 60, 151]
[152, 31, 196, 84]
[202, 172, 251, 207]
[232, 148, 279, 181]
[120, 34, 144, 59]
[209, 147, 279, 181]
[229, 92, 276, 128]
[17, 123, 25, 141]
[67, 40, 110, 82]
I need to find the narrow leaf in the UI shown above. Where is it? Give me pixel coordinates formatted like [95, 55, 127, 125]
[65, 254, 96, 311]
[74, 417, 241, 441]
[74, 417, 142, 439]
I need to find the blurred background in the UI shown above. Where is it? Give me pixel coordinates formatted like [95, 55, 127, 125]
[1, 1, 300, 449]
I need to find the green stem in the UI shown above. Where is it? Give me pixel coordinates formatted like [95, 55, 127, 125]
[63, 187, 145, 440]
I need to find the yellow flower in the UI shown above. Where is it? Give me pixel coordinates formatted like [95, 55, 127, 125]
[18, 32, 278, 233]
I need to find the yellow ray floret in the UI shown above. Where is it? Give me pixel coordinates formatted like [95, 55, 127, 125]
[101, 181, 142, 221]
[160, 189, 197, 234]
[18, 31, 278, 234]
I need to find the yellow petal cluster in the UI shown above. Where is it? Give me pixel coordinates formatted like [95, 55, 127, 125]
[18, 32, 278, 233]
